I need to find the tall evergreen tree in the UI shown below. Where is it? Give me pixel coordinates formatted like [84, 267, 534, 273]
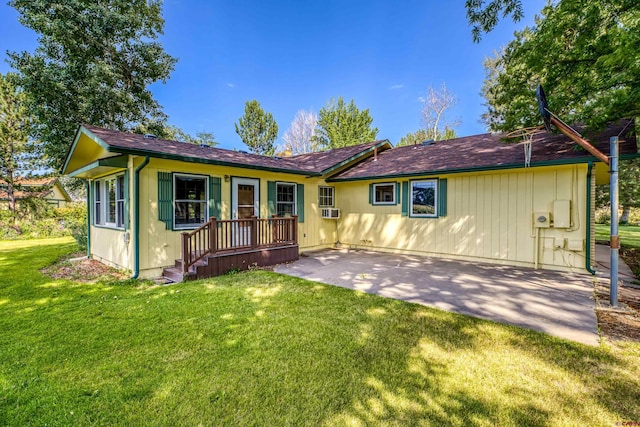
[8, 0, 177, 169]
[0, 72, 44, 230]
[313, 97, 378, 149]
[234, 100, 278, 156]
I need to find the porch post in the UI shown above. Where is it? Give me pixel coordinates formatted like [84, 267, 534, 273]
[181, 232, 190, 273]
[292, 215, 299, 244]
[209, 217, 217, 255]
[250, 216, 258, 249]
[610, 136, 619, 307]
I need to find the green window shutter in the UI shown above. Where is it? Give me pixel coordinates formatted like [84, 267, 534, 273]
[267, 181, 277, 217]
[401, 181, 409, 216]
[369, 183, 373, 204]
[438, 179, 448, 217]
[209, 176, 222, 219]
[123, 170, 130, 229]
[296, 183, 305, 223]
[396, 182, 401, 205]
[158, 172, 173, 230]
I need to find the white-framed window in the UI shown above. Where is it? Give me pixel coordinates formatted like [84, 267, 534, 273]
[410, 179, 437, 217]
[276, 182, 296, 216]
[174, 174, 208, 229]
[373, 183, 396, 205]
[318, 186, 335, 207]
[94, 181, 102, 225]
[94, 174, 125, 229]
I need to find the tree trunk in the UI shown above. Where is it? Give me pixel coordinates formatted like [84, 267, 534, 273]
[620, 206, 630, 225]
[6, 169, 21, 234]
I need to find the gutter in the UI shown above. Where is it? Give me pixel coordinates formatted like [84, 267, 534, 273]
[585, 161, 596, 275]
[131, 156, 150, 279]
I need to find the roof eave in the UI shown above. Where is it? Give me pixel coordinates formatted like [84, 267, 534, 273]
[326, 154, 640, 182]
[320, 140, 392, 177]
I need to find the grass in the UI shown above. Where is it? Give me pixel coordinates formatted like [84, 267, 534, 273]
[596, 224, 640, 277]
[595, 224, 640, 249]
[2, 238, 640, 426]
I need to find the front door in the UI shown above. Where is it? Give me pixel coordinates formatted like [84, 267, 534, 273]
[231, 178, 259, 247]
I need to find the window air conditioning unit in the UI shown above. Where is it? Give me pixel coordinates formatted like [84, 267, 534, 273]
[321, 208, 340, 219]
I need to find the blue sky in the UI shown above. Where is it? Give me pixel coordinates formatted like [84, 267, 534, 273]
[0, 0, 545, 151]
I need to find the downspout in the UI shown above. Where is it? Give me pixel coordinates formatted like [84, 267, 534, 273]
[585, 161, 596, 275]
[131, 156, 150, 279]
[85, 179, 91, 257]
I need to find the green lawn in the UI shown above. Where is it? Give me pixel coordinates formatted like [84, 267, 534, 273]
[595, 224, 640, 248]
[2, 238, 640, 426]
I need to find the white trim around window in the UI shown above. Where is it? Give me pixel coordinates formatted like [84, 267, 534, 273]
[410, 179, 438, 217]
[93, 174, 125, 229]
[373, 182, 396, 205]
[318, 186, 335, 208]
[276, 182, 296, 217]
[173, 173, 209, 230]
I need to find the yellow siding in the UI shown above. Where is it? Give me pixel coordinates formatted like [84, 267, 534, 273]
[136, 157, 336, 277]
[46, 184, 70, 207]
[335, 164, 590, 273]
[91, 226, 130, 270]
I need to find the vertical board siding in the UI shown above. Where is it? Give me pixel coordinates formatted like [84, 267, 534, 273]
[336, 165, 588, 272]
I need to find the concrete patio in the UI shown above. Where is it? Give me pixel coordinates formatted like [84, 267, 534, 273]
[274, 248, 614, 346]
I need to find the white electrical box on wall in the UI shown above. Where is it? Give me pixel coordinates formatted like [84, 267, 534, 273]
[553, 200, 571, 228]
[533, 212, 551, 228]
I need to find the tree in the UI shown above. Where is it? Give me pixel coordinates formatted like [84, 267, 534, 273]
[0, 72, 44, 231]
[134, 122, 218, 147]
[235, 100, 278, 156]
[282, 110, 318, 154]
[481, 0, 639, 132]
[397, 127, 457, 147]
[8, 0, 177, 169]
[597, 159, 640, 224]
[466, 0, 524, 42]
[420, 84, 460, 141]
[313, 97, 378, 149]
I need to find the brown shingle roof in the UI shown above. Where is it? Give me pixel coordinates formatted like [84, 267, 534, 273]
[82, 125, 389, 176]
[329, 119, 637, 181]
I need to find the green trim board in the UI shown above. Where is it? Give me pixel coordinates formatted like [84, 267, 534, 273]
[68, 155, 129, 178]
[326, 154, 640, 182]
[62, 126, 113, 174]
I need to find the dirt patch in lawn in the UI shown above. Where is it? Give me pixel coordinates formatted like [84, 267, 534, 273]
[41, 252, 129, 283]
[595, 280, 640, 343]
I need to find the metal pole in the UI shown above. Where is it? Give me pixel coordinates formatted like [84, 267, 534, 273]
[609, 136, 619, 307]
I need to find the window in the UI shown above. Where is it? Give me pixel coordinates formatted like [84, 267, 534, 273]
[318, 186, 334, 207]
[93, 174, 125, 228]
[276, 183, 296, 216]
[410, 180, 437, 217]
[94, 181, 102, 225]
[174, 174, 208, 229]
[373, 183, 395, 205]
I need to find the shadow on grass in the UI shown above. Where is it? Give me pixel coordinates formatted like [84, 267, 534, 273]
[2, 240, 640, 426]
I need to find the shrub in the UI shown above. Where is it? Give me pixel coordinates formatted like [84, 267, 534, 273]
[56, 203, 88, 250]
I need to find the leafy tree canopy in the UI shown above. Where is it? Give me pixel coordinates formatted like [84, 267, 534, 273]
[313, 97, 378, 150]
[482, 0, 639, 132]
[466, 0, 524, 42]
[397, 127, 457, 147]
[133, 122, 217, 147]
[8, 0, 177, 169]
[235, 100, 278, 156]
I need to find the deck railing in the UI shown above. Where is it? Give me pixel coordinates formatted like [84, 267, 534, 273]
[181, 216, 298, 273]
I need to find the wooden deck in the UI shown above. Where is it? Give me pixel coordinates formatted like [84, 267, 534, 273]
[163, 216, 299, 282]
